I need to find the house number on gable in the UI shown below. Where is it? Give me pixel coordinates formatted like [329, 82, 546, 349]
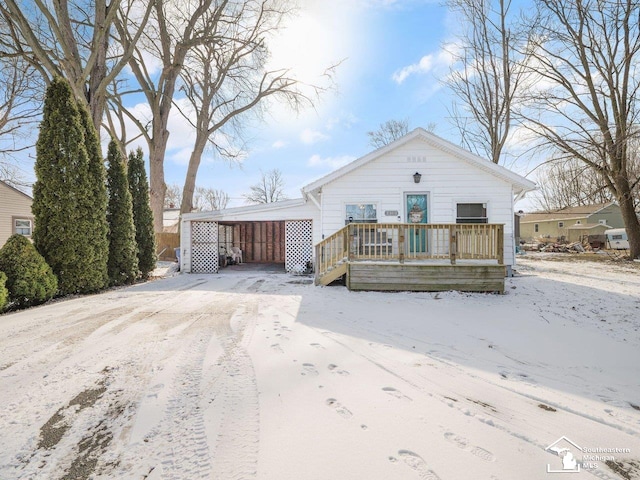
[407, 156, 426, 163]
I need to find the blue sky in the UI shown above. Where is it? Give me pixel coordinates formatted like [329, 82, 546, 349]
[10, 0, 536, 209]
[157, 0, 481, 207]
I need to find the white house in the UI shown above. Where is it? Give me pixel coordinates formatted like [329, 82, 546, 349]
[180, 128, 536, 289]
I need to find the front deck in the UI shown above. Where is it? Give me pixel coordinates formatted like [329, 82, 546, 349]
[315, 223, 505, 292]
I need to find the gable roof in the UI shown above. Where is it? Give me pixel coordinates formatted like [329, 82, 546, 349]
[520, 202, 616, 223]
[0, 179, 33, 202]
[301, 128, 536, 196]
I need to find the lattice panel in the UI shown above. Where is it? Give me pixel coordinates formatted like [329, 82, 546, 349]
[191, 221, 219, 273]
[285, 220, 313, 273]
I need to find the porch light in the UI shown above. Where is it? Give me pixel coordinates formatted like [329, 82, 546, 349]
[413, 172, 422, 183]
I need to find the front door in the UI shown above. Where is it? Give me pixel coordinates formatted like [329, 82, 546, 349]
[405, 194, 428, 253]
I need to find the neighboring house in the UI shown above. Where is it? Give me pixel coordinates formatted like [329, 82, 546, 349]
[0, 180, 34, 247]
[163, 208, 181, 233]
[181, 128, 536, 291]
[520, 202, 624, 242]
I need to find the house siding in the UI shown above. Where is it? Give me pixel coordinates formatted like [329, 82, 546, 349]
[520, 203, 624, 241]
[590, 204, 624, 228]
[319, 138, 516, 266]
[0, 182, 33, 247]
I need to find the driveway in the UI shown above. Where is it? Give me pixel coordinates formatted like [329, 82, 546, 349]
[1, 260, 639, 479]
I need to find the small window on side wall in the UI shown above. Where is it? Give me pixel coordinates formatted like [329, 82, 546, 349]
[345, 204, 377, 224]
[558, 221, 564, 228]
[534, 223, 539, 233]
[14, 218, 32, 236]
[456, 203, 487, 224]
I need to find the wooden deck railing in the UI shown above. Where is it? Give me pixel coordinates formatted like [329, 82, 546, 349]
[316, 223, 504, 282]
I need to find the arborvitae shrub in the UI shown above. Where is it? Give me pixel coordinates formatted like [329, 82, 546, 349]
[128, 147, 156, 278]
[106, 140, 139, 285]
[0, 272, 8, 311]
[32, 77, 108, 294]
[0, 234, 58, 307]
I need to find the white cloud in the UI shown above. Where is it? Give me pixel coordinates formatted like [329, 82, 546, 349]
[392, 46, 457, 85]
[272, 140, 287, 149]
[307, 154, 355, 169]
[300, 128, 329, 145]
[393, 55, 434, 84]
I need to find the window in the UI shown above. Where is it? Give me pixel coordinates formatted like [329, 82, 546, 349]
[598, 219, 607, 225]
[534, 223, 539, 233]
[576, 220, 582, 225]
[558, 221, 564, 228]
[345, 204, 377, 224]
[612, 234, 623, 240]
[456, 203, 487, 224]
[14, 218, 32, 236]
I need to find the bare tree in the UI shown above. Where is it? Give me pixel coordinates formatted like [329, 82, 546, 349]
[522, 0, 640, 258]
[533, 157, 615, 211]
[112, 0, 235, 231]
[367, 119, 410, 148]
[177, 0, 321, 215]
[244, 168, 287, 204]
[194, 187, 229, 211]
[164, 184, 182, 209]
[0, 0, 152, 130]
[0, 55, 42, 151]
[445, 0, 531, 164]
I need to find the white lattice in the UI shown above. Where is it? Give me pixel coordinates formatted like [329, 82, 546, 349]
[285, 220, 313, 273]
[191, 221, 219, 273]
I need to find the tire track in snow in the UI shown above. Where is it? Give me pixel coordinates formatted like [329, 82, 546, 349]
[159, 326, 214, 480]
[209, 302, 260, 480]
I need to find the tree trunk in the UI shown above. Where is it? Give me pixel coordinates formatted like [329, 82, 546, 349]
[614, 176, 640, 259]
[180, 138, 207, 215]
[149, 126, 169, 233]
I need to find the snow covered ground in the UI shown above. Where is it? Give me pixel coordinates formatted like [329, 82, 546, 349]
[0, 254, 639, 480]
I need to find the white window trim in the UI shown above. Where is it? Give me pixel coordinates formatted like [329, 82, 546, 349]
[344, 201, 379, 224]
[13, 217, 33, 237]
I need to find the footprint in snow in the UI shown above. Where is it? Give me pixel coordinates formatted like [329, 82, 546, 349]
[325, 398, 352, 419]
[398, 450, 441, 479]
[310, 343, 325, 350]
[444, 432, 496, 462]
[383, 387, 412, 402]
[327, 364, 350, 376]
[270, 343, 284, 353]
[301, 363, 319, 376]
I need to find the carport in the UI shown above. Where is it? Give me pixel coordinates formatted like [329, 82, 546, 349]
[180, 199, 319, 274]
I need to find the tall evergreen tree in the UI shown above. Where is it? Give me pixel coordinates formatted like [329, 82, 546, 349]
[106, 140, 139, 285]
[128, 148, 156, 278]
[32, 77, 108, 294]
[78, 102, 109, 288]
